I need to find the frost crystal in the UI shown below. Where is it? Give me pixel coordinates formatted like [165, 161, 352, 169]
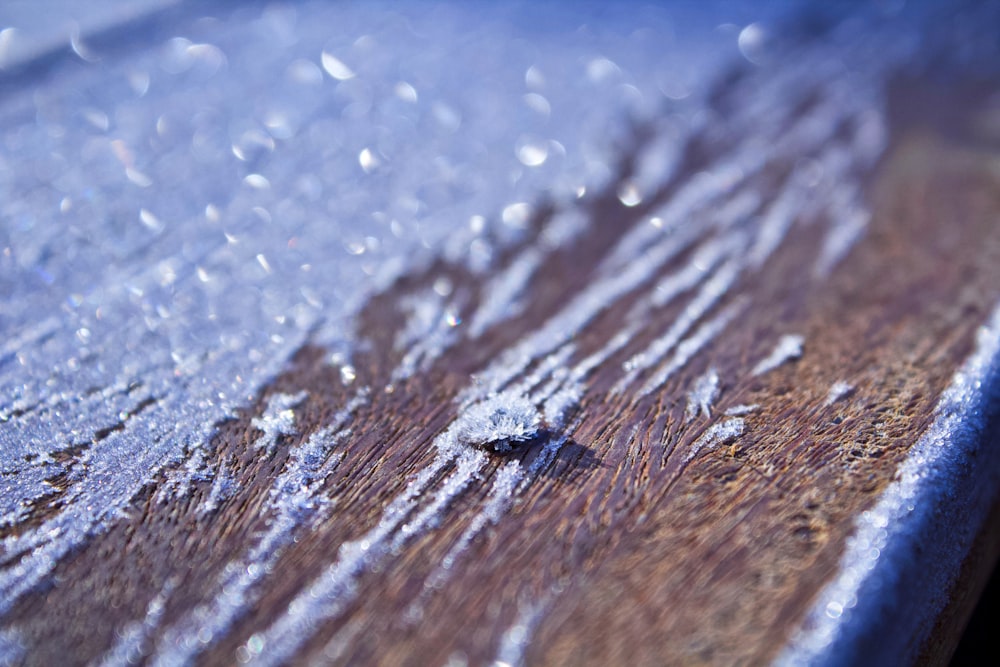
[252, 392, 308, 456]
[825, 380, 854, 406]
[455, 392, 542, 453]
[685, 417, 745, 463]
[752, 334, 804, 376]
[685, 367, 720, 422]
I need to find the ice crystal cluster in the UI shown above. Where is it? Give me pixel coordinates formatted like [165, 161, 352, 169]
[3, 1, 995, 665]
[455, 392, 542, 453]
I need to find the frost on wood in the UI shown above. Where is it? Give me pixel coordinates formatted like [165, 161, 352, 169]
[455, 392, 542, 453]
[752, 334, 805, 376]
[686, 367, 721, 422]
[777, 301, 1000, 666]
[0, 0, 974, 662]
[825, 380, 854, 406]
[685, 418, 745, 463]
[252, 391, 308, 456]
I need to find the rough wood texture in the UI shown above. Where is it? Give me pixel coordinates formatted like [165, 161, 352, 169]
[3, 2, 1000, 666]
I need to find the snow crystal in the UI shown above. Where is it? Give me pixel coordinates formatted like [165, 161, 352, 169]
[752, 334, 804, 376]
[455, 393, 542, 454]
[685, 418, 745, 463]
[825, 381, 854, 406]
[252, 392, 308, 456]
[686, 368, 721, 422]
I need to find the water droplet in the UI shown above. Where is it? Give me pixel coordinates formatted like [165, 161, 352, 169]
[586, 57, 620, 83]
[738, 23, 768, 64]
[525, 65, 545, 89]
[139, 209, 164, 232]
[433, 277, 453, 297]
[244, 174, 270, 190]
[516, 138, 548, 167]
[523, 93, 550, 117]
[394, 81, 418, 103]
[617, 182, 642, 207]
[358, 148, 379, 172]
[502, 203, 531, 228]
[126, 168, 152, 187]
[321, 52, 355, 80]
[286, 58, 323, 86]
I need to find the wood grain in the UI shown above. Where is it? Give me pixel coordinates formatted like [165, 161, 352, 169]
[4, 8, 1000, 667]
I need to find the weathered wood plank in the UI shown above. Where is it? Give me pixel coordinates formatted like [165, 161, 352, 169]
[2, 2, 1000, 666]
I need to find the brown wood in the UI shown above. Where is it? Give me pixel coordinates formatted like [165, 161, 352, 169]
[4, 9, 1000, 667]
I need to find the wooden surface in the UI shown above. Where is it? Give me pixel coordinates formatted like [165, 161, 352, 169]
[3, 3, 1000, 666]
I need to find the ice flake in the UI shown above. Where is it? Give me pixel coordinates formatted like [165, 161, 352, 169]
[685, 368, 720, 422]
[752, 334, 804, 376]
[825, 381, 854, 406]
[252, 391, 308, 457]
[455, 392, 542, 454]
[150, 394, 363, 666]
[467, 248, 542, 338]
[685, 417, 745, 463]
[493, 597, 550, 667]
[639, 301, 744, 397]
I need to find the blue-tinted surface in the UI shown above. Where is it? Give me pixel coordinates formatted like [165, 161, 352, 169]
[1, 2, 999, 665]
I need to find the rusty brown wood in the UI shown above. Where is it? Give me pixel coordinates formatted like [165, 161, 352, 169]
[5, 65, 1000, 667]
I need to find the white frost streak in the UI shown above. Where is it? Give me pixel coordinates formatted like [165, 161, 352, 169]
[686, 368, 720, 422]
[247, 430, 486, 667]
[252, 392, 308, 455]
[391, 460, 527, 625]
[0, 629, 25, 667]
[685, 418, 745, 463]
[468, 248, 542, 338]
[617, 258, 742, 394]
[392, 451, 486, 550]
[421, 459, 524, 600]
[815, 185, 870, 277]
[148, 395, 362, 667]
[640, 301, 744, 397]
[752, 334, 804, 376]
[825, 381, 854, 407]
[748, 175, 807, 268]
[492, 597, 551, 667]
[99, 579, 177, 667]
[476, 223, 699, 399]
[393, 291, 460, 381]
